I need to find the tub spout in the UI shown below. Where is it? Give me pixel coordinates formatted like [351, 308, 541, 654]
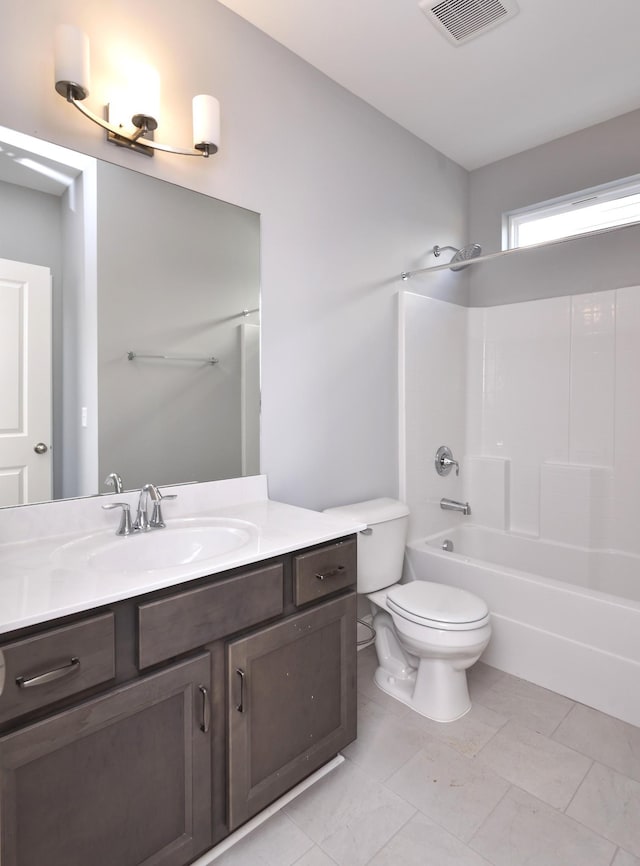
[440, 498, 471, 516]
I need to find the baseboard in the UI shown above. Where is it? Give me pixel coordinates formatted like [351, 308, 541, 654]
[193, 755, 345, 864]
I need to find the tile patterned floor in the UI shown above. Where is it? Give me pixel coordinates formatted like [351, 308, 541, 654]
[214, 647, 640, 865]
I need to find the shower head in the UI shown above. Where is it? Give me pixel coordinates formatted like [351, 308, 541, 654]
[450, 243, 482, 270]
[433, 243, 482, 271]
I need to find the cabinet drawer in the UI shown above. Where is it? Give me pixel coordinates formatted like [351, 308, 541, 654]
[293, 538, 356, 606]
[138, 563, 284, 669]
[0, 613, 115, 724]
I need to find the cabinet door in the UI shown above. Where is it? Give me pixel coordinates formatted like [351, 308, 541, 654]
[0, 654, 212, 866]
[228, 593, 356, 829]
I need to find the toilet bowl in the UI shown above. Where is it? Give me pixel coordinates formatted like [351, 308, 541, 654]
[323, 498, 491, 723]
[368, 582, 491, 722]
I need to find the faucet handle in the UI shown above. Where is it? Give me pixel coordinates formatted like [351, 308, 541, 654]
[443, 456, 460, 476]
[435, 445, 460, 477]
[149, 491, 178, 529]
[102, 502, 133, 536]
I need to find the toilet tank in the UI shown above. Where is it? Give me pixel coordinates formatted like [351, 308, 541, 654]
[323, 498, 409, 594]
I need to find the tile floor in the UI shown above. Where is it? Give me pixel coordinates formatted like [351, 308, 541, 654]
[214, 647, 640, 865]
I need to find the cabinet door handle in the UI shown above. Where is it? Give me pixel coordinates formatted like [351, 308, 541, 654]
[15, 657, 80, 689]
[315, 565, 346, 581]
[198, 685, 210, 733]
[235, 668, 246, 713]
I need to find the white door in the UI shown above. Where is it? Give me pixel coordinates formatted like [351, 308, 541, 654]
[0, 258, 52, 506]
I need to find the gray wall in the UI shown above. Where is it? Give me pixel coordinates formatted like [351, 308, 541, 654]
[468, 109, 640, 306]
[0, 181, 61, 274]
[0, 0, 469, 511]
[96, 160, 260, 491]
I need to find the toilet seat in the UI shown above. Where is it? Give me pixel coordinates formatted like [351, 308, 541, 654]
[386, 581, 490, 631]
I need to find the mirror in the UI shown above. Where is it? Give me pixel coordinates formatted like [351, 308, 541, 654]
[0, 127, 260, 507]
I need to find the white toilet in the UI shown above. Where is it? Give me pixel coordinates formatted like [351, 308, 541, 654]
[325, 498, 491, 723]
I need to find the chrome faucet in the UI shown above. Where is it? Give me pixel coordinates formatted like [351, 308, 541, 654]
[133, 483, 177, 531]
[440, 497, 471, 516]
[102, 502, 133, 535]
[104, 472, 124, 494]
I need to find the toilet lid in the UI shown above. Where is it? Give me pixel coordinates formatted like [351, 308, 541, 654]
[386, 581, 490, 631]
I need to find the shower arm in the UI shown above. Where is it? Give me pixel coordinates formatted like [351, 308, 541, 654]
[432, 245, 458, 258]
[402, 243, 482, 276]
[400, 221, 639, 281]
[401, 246, 508, 279]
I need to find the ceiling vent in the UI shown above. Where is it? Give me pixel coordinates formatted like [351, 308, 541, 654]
[419, 0, 520, 45]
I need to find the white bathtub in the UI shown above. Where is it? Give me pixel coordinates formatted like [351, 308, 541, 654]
[405, 525, 640, 727]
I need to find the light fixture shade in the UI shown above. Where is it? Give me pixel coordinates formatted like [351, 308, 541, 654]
[127, 62, 161, 124]
[54, 24, 90, 98]
[193, 95, 220, 147]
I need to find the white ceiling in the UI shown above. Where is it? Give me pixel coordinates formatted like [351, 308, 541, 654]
[218, 0, 640, 170]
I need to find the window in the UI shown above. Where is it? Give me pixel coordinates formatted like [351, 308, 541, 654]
[505, 176, 640, 250]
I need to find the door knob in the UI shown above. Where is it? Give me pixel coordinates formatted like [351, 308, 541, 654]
[33, 442, 49, 454]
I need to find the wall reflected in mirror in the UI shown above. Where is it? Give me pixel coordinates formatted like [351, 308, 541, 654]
[0, 127, 260, 507]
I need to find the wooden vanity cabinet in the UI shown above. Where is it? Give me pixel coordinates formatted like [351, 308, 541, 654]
[0, 654, 212, 866]
[0, 612, 115, 726]
[0, 535, 357, 866]
[227, 592, 356, 829]
[137, 562, 284, 669]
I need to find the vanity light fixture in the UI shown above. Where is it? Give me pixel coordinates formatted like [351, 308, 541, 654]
[54, 25, 220, 158]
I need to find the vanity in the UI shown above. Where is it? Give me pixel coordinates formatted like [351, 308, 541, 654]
[0, 476, 363, 866]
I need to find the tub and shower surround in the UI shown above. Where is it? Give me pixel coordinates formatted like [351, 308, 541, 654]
[399, 285, 640, 727]
[400, 284, 640, 579]
[466, 287, 622, 551]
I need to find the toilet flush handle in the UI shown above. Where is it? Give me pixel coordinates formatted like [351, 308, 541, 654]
[360, 527, 373, 536]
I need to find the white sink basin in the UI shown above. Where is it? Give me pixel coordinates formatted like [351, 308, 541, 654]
[53, 517, 258, 575]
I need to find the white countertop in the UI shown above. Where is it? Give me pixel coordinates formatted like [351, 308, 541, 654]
[0, 477, 365, 636]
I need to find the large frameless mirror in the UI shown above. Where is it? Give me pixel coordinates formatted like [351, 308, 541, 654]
[0, 126, 260, 507]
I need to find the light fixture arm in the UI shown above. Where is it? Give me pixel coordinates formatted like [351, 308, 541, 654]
[58, 83, 216, 158]
[53, 25, 219, 160]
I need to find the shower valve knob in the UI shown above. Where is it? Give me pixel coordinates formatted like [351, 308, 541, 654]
[435, 445, 459, 477]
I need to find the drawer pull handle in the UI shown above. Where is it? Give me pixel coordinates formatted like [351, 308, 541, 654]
[199, 685, 210, 733]
[16, 657, 80, 689]
[236, 668, 246, 713]
[315, 565, 346, 581]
